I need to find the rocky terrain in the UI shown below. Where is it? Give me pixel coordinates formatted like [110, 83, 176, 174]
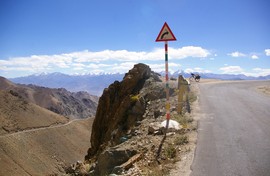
[0, 76, 98, 119]
[0, 63, 199, 175]
[68, 63, 198, 175]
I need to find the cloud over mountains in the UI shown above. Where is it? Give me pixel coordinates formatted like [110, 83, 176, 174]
[1, 47, 269, 78]
[0, 46, 209, 77]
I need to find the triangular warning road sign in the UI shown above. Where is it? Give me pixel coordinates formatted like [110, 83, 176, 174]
[155, 22, 177, 42]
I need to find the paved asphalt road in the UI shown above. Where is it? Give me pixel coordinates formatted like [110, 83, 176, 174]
[191, 80, 270, 176]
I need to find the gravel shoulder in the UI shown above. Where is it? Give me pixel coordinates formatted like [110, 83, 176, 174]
[169, 81, 201, 176]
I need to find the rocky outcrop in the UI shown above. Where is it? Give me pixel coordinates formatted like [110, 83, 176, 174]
[67, 65, 197, 175]
[86, 63, 166, 158]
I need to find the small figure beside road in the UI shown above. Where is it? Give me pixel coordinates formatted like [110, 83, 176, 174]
[189, 73, 200, 82]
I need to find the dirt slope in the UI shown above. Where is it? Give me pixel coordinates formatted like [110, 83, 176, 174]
[0, 117, 94, 176]
[0, 76, 98, 119]
[0, 77, 95, 175]
[0, 90, 68, 135]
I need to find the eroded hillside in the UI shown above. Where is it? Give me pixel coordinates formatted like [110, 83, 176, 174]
[0, 76, 98, 119]
[0, 90, 68, 135]
[0, 76, 98, 175]
[0, 117, 94, 175]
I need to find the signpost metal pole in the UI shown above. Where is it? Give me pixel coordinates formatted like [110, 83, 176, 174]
[156, 22, 176, 132]
[165, 41, 170, 131]
[155, 22, 177, 158]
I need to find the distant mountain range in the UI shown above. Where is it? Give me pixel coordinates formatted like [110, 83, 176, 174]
[9, 71, 270, 96]
[197, 73, 270, 81]
[0, 76, 98, 119]
[167, 70, 270, 81]
[10, 72, 124, 96]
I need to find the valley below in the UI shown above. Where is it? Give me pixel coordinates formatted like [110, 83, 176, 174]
[0, 117, 94, 176]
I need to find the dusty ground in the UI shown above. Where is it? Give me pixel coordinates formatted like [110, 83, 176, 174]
[169, 81, 200, 176]
[257, 85, 270, 96]
[0, 117, 94, 176]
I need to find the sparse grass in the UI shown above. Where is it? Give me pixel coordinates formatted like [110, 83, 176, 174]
[172, 114, 193, 129]
[144, 169, 163, 176]
[143, 166, 170, 176]
[184, 147, 191, 152]
[164, 144, 177, 159]
[130, 94, 140, 102]
[188, 90, 197, 103]
[174, 135, 189, 145]
[84, 164, 91, 173]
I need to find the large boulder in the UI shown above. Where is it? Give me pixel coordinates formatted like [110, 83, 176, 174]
[93, 148, 137, 175]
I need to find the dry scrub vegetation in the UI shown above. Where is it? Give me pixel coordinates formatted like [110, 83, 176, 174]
[257, 86, 270, 96]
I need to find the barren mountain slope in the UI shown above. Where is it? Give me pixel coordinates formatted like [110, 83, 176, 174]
[0, 77, 96, 175]
[0, 117, 94, 176]
[0, 76, 98, 119]
[0, 90, 68, 135]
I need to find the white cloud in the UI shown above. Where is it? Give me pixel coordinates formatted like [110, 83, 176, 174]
[73, 67, 85, 71]
[251, 55, 259, 59]
[147, 63, 181, 73]
[71, 46, 210, 63]
[265, 49, 270, 56]
[228, 51, 246, 57]
[218, 67, 270, 77]
[111, 62, 138, 73]
[184, 67, 212, 73]
[252, 68, 270, 76]
[219, 66, 244, 74]
[169, 46, 210, 59]
[0, 46, 210, 77]
[147, 63, 164, 72]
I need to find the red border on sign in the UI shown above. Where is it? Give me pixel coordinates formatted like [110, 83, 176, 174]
[155, 22, 177, 42]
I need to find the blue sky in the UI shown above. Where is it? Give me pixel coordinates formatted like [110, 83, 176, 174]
[0, 0, 269, 78]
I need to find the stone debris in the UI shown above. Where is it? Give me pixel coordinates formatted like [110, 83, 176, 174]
[112, 153, 142, 174]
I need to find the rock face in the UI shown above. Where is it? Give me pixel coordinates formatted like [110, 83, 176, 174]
[68, 64, 196, 175]
[95, 148, 137, 175]
[86, 63, 164, 158]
